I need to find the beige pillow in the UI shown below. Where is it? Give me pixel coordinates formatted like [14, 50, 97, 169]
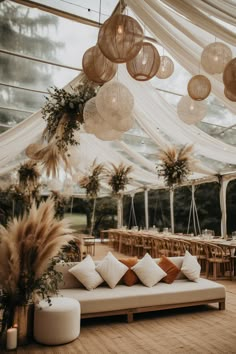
[69, 255, 103, 290]
[181, 250, 201, 281]
[95, 252, 128, 289]
[131, 253, 167, 287]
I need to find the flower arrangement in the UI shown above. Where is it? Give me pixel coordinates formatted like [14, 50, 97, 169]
[0, 198, 74, 336]
[50, 190, 67, 219]
[107, 163, 133, 195]
[42, 84, 98, 152]
[157, 144, 194, 187]
[79, 160, 105, 199]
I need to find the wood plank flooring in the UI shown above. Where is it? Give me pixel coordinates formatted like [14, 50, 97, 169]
[3, 243, 236, 354]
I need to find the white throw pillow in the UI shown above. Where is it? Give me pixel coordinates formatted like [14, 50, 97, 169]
[69, 255, 104, 290]
[131, 253, 167, 287]
[181, 250, 201, 281]
[95, 252, 128, 289]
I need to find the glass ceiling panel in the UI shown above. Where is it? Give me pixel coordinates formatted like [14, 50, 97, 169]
[33, 0, 118, 24]
[0, 0, 99, 67]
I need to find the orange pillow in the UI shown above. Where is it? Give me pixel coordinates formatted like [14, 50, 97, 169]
[119, 257, 139, 286]
[158, 256, 180, 284]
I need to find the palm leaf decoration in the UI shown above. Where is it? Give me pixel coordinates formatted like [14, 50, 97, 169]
[157, 144, 194, 187]
[79, 160, 105, 199]
[107, 163, 133, 195]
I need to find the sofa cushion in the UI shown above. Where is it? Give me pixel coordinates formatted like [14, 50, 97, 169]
[59, 279, 225, 315]
[96, 252, 129, 289]
[158, 256, 180, 284]
[119, 257, 139, 286]
[68, 255, 104, 291]
[131, 253, 167, 287]
[55, 262, 83, 289]
[181, 251, 201, 281]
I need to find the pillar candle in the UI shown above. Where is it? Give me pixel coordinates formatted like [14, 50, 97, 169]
[6, 327, 17, 350]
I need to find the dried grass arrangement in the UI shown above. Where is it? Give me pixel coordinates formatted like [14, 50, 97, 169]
[0, 198, 74, 335]
[157, 145, 194, 187]
[79, 160, 105, 199]
[18, 160, 40, 190]
[107, 163, 133, 195]
[42, 84, 98, 153]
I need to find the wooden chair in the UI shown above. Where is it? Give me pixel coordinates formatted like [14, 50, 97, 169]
[83, 236, 95, 256]
[204, 242, 231, 280]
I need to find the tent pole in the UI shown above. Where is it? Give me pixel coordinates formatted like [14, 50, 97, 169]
[144, 188, 149, 230]
[170, 188, 174, 234]
[220, 177, 229, 239]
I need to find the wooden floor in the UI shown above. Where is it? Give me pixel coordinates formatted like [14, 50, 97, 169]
[4, 243, 236, 354]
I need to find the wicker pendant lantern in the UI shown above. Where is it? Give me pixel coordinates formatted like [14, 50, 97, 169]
[156, 55, 174, 79]
[187, 75, 211, 101]
[126, 42, 160, 81]
[94, 127, 122, 141]
[201, 42, 232, 74]
[96, 81, 134, 120]
[98, 14, 144, 63]
[109, 113, 134, 132]
[82, 45, 117, 84]
[177, 95, 207, 124]
[223, 57, 236, 95]
[224, 88, 236, 102]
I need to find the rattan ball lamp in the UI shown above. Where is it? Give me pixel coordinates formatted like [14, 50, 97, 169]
[177, 95, 207, 124]
[223, 57, 236, 95]
[156, 55, 174, 79]
[98, 14, 144, 63]
[83, 97, 123, 140]
[201, 42, 232, 75]
[96, 81, 134, 120]
[94, 127, 122, 141]
[109, 113, 134, 132]
[126, 42, 160, 81]
[187, 75, 211, 101]
[82, 45, 117, 84]
[224, 88, 236, 102]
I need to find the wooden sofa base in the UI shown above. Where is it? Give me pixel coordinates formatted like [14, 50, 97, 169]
[81, 298, 225, 323]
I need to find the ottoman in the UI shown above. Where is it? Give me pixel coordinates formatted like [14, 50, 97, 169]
[34, 297, 80, 345]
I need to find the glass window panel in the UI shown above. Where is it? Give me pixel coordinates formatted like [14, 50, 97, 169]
[148, 189, 170, 230]
[195, 182, 221, 236]
[226, 180, 236, 235]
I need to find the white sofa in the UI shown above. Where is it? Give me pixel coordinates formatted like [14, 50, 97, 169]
[56, 256, 226, 323]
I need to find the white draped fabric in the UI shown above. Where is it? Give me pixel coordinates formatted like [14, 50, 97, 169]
[0, 0, 236, 192]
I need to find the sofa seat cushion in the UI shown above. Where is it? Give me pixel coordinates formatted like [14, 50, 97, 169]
[58, 278, 225, 315]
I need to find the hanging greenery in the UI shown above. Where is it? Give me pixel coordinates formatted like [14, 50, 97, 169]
[41, 83, 99, 152]
[157, 145, 194, 187]
[107, 163, 133, 195]
[79, 160, 105, 199]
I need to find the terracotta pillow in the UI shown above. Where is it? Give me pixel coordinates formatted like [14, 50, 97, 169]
[158, 256, 180, 284]
[119, 257, 139, 286]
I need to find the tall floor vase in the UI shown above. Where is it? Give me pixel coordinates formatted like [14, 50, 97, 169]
[13, 304, 34, 345]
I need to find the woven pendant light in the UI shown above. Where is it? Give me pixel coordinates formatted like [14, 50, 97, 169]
[96, 81, 134, 120]
[82, 45, 117, 84]
[187, 75, 211, 101]
[98, 14, 144, 63]
[223, 57, 236, 95]
[201, 42, 232, 74]
[109, 113, 134, 132]
[156, 55, 174, 79]
[177, 95, 207, 124]
[83, 97, 122, 140]
[126, 42, 160, 81]
[224, 87, 236, 102]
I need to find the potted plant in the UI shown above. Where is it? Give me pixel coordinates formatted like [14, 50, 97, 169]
[0, 198, 74, 345]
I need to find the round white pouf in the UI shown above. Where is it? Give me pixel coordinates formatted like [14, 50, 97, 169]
[34, 297, 81, 345]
